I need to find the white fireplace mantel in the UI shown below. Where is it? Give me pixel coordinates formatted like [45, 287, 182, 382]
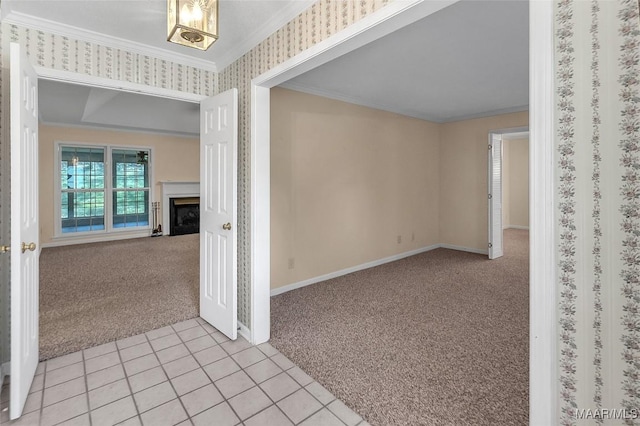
[161, 181, 200, 236]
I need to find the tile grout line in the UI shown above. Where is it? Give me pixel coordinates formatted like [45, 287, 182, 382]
[234, 351, 286, 425]
[271, 348, 355, 425]
[113, 338, 143, 424]
[216, 337, 328, 425]
[212, 343, 293, 425]
[170, 321, 239, 422]
[262, 348, 347, 426]
[144, 326, 193, 424]
[36, 319, 354, 426]
[81, 350, 93, 426]
[177, 322, 280, 423]
[39, 361, 47, 426]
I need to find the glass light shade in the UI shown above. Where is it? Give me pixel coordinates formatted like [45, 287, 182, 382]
[167, 0, 218, 51]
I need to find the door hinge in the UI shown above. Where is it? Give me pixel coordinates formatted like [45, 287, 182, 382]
[488, 194, 492, 199]
[488, 144, 492, 150]
[488, 243, 493, 248]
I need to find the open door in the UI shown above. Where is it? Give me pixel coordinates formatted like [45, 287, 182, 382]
[199, 88, 238, 340]
[488, 132, 503, 259]
[9, 43, 40, 420]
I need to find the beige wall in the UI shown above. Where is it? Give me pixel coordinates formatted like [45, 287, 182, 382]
[271, 88, 441, 289]
[39, 125, 199, 245]
[438, 112, 529, 252]
[503, 137, 529, 228]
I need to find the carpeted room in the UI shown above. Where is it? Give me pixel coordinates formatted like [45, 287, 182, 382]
[39, 234, 199, 360]
[267, 86, 530, 425]
[37, 109, 202, 360]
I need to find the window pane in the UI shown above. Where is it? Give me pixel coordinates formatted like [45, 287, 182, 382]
[112, 190, 149, 228]
[61, 147, 105, 190]
[60, 146, 151, 234]
[113, 149, 149, 189]
[61, 191, 105, 233]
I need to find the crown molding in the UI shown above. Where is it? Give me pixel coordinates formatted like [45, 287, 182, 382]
[279, 80, 443, 123]
[440, 105, 530, 123]
[2, 11, 218, 72]
[215, 0, 316, 71]
[281, 81, 529, 124]
[40, 120, 199, 140]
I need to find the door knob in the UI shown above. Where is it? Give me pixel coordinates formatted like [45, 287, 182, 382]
[222, 223, 232, 231]
[21, 242, 36, 253]
[0, 245, 9, 253]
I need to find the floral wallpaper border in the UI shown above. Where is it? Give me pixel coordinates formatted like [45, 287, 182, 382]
[589, 0, 604, 418]
[556, 0, 579, 423]
[618, 0, 640, 419]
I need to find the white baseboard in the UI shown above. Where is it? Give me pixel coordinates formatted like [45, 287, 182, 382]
[41, 230, 152, 248]
[237, 321, 251, 342]
[506, 225, 530, 230]
[438, 244, 488, 255]
[271, 243, 491, 297]
[271, 244, 443, 297]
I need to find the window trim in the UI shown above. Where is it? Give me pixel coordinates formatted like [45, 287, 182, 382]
[53, 141, 154, 239]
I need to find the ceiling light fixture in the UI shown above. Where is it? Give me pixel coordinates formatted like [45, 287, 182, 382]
[167, 0, 218, 51]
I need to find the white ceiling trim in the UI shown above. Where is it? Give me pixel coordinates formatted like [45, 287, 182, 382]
[214, 0, 316, 71]
[280, 81, 529, 124]
[40, 120, 199, 139]
[2, 11, 218, 72]
[35, 66, 206, 103]
[441, 105, 530, 123]
[280, 80, 443, 123]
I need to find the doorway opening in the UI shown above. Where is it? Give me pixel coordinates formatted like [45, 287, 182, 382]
[37, 78, 203, 360]
[249, 0, 556, 423]
[488, 128, 529, 259]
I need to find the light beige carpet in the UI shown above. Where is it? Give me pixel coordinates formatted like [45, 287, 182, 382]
[270, 229, 529, 426]
[39, 234, 199, 360]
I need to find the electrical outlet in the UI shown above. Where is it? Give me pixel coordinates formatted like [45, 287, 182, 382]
[397, 235, 402, 244]
[288, 257, 295, 269]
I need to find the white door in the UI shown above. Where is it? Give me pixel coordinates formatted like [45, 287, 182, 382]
[488, 133, 503, 259]
[9, 43, 40, 420]
[199, 88, 238, 340]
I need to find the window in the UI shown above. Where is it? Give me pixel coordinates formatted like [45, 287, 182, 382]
[61, 147, 106, 233]
[57, 144, 151, 236]
[112, 149, 150, 228]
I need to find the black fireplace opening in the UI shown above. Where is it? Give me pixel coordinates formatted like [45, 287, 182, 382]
[169, 197, 200, 236]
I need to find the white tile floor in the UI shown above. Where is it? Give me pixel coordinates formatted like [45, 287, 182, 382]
[1, 318, 370, 426]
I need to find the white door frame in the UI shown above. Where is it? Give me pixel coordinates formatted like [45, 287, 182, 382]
[17, 66, 209, 341]
[488, 127, 529, 260]
[34, 68, 206, 104]
[250, 0, 557, 424]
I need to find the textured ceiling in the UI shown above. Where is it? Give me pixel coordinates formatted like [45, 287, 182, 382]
[280, 0, 529, 123]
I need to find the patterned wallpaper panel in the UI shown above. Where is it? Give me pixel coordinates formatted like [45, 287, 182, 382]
[555, 0, 640, 424]
[219, 0, 391, 326]
[1, 24, 216, 95]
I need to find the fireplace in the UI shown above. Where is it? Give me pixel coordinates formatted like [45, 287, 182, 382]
[169, 197, 200, 236]
[161, 181, 199, 236]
